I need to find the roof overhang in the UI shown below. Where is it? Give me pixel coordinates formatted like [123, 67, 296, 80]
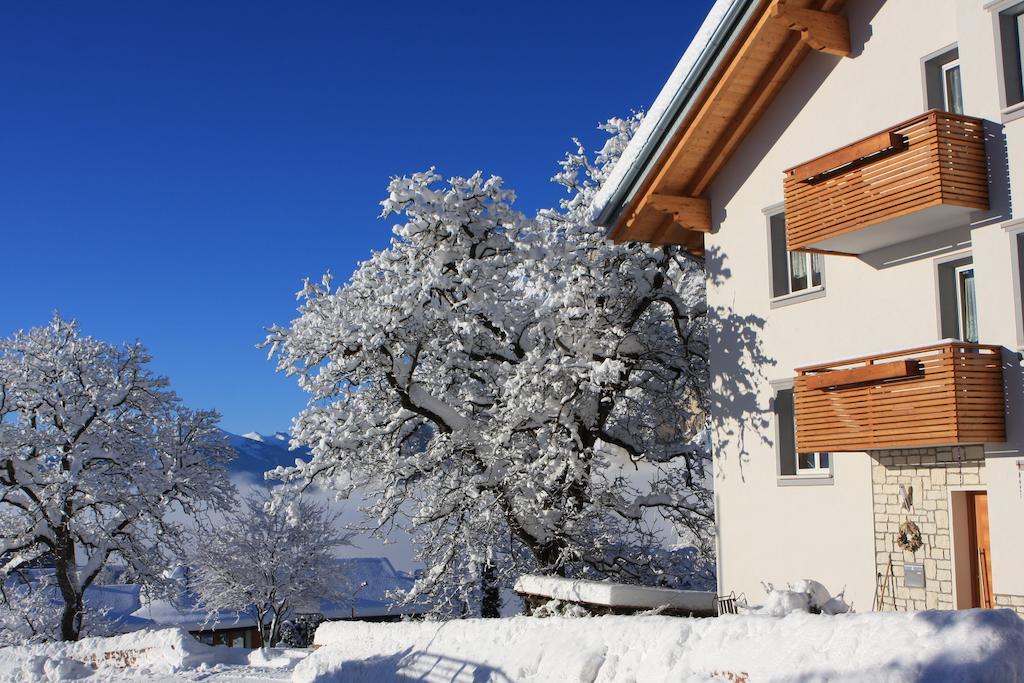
[593, 0, 849, 253]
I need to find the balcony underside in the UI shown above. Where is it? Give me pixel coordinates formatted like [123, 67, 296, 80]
[808, 203, 978, 254]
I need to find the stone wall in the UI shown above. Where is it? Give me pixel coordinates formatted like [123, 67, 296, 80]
[995, 593, 1024, 616]
[871, 446, 984, 611]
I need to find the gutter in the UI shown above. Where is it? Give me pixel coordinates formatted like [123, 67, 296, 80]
[591, 0, 759, 230]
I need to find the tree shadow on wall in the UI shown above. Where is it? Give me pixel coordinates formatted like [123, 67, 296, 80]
[703, 245, 775, 484]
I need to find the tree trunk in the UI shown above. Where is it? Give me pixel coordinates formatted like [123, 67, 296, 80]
[480, 562, 500, 618]
[58, 592, 84, 642]
[268, 613, 281, 648]
[254, 607, 270, 649]
[53, 523, 84, 641]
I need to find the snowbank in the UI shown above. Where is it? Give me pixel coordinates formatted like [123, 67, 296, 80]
[297, 610, 1024, 682]
[514, 574, 715, 615]
[748, 579, 851, 617]
[0, 627, 247, 681]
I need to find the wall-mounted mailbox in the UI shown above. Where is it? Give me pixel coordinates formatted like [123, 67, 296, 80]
[905, 562, 925, 588]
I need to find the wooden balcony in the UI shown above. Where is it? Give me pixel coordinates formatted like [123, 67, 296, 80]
[794, 342, 1005, 453]
[783, 111, 989, 254]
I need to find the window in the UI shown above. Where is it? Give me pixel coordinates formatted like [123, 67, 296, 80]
[937, 255, 979, 342]
[998, 3, 1024, 107]
[1016, 232, 1024, 343]
[774, 385, 831, 479]
[942, 61, 964, 114]
[923, 47, 962, 113]
[954, 265, 978, 343]
[768, 211, 824, 299]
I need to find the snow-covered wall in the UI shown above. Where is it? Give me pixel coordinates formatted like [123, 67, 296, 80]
[0, 627, 247, 681]
[298, 610, 1024, 683]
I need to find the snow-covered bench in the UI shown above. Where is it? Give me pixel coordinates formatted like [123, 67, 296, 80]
[513, 574, 717, 617]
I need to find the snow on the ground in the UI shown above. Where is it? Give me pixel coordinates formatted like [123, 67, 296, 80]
[749, 579, 851, 616]
[3, 608, 1024, 682]
[0, 626, 241, 679]
[299, 609, 1024, 683]
[0, 627, 303, 682]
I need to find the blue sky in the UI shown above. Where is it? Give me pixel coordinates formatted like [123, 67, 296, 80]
[1, 1, 713, 434]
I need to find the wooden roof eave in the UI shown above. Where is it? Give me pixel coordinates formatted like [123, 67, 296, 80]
[610, 0, 849, 249]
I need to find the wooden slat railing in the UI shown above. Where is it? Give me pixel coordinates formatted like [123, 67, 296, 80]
[794, 342, 1005, 452]
[783, 110, 988, 252]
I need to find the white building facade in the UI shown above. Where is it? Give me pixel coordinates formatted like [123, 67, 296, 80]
[595, 0, 1024, 613]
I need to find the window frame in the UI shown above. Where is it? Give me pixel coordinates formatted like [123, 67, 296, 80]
[991, 0, 1024, 118]
[941, 60, 964, 114]
[772, 380, 833, 485]
[953, 263, 979, 343]
[920, 44, 960, 113]
[934, 251, 974, 342]
[765, 206, 826, 308]
[797, 451, 832, 476]
[1008, 222, 1024, 349]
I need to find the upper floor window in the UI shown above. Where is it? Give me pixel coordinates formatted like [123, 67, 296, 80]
[998, 3, 1024, 107]
[923, 47, 963, 114]
[774, 384, 831, 480]
[942, 61, 964, 114]
[1013, 230, 1024, 346]
[955, 264, 978, 343]
[768, 211, 824, 301]
[937, 255, 979, 343]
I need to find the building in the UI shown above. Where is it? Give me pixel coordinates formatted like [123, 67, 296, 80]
[593, 0, 1024, 613]
[9, 557, 425, 648]
[130, 558, 425, 648]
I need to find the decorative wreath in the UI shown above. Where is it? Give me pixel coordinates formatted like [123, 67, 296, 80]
[896, 520, 923, 553]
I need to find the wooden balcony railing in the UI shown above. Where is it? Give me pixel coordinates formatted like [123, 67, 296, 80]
[783, 111, 989, 254]
[794, 342, 1005, 452]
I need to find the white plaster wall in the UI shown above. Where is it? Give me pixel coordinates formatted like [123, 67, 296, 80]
[704, 0, 1024, 608]
[957, 0, 1024, 599]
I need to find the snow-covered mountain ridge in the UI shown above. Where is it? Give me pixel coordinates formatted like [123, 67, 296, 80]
[221, 430, 310, 478]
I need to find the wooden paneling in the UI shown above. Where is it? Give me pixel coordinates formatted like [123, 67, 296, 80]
[794, 342, 1005, 452]
[783, 111, 989, 252]
[788, 131, 905, 182]
[803, 359, 918, 390]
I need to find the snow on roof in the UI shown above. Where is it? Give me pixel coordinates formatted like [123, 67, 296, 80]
[513, 574, 715, 613]
[317, 557, 426, 619]
[131, 595, 260, 632]
[590, 0, 751, 228]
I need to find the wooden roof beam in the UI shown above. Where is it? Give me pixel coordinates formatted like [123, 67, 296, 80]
[771, 0, 850, 57]
[645, 194, 712, 232]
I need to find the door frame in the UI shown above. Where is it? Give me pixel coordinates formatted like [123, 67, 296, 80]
[949, 486, 992, 609]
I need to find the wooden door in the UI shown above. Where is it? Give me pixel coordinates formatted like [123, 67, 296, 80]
[966, 491, 994, 608]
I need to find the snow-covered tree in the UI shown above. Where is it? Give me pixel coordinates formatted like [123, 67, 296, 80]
[0, 571, 63, 646]
[265, 115, 713, 617]
[190, 490, 351, 647]
[0, 315, 235, 641]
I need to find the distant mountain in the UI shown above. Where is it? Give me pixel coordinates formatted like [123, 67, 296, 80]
[222, 430, 311, 479]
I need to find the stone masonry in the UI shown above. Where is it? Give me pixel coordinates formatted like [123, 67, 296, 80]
[995, 593, 1024, 616]
[871, 446, 983, 611]
[871, 446, 1024, 615]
